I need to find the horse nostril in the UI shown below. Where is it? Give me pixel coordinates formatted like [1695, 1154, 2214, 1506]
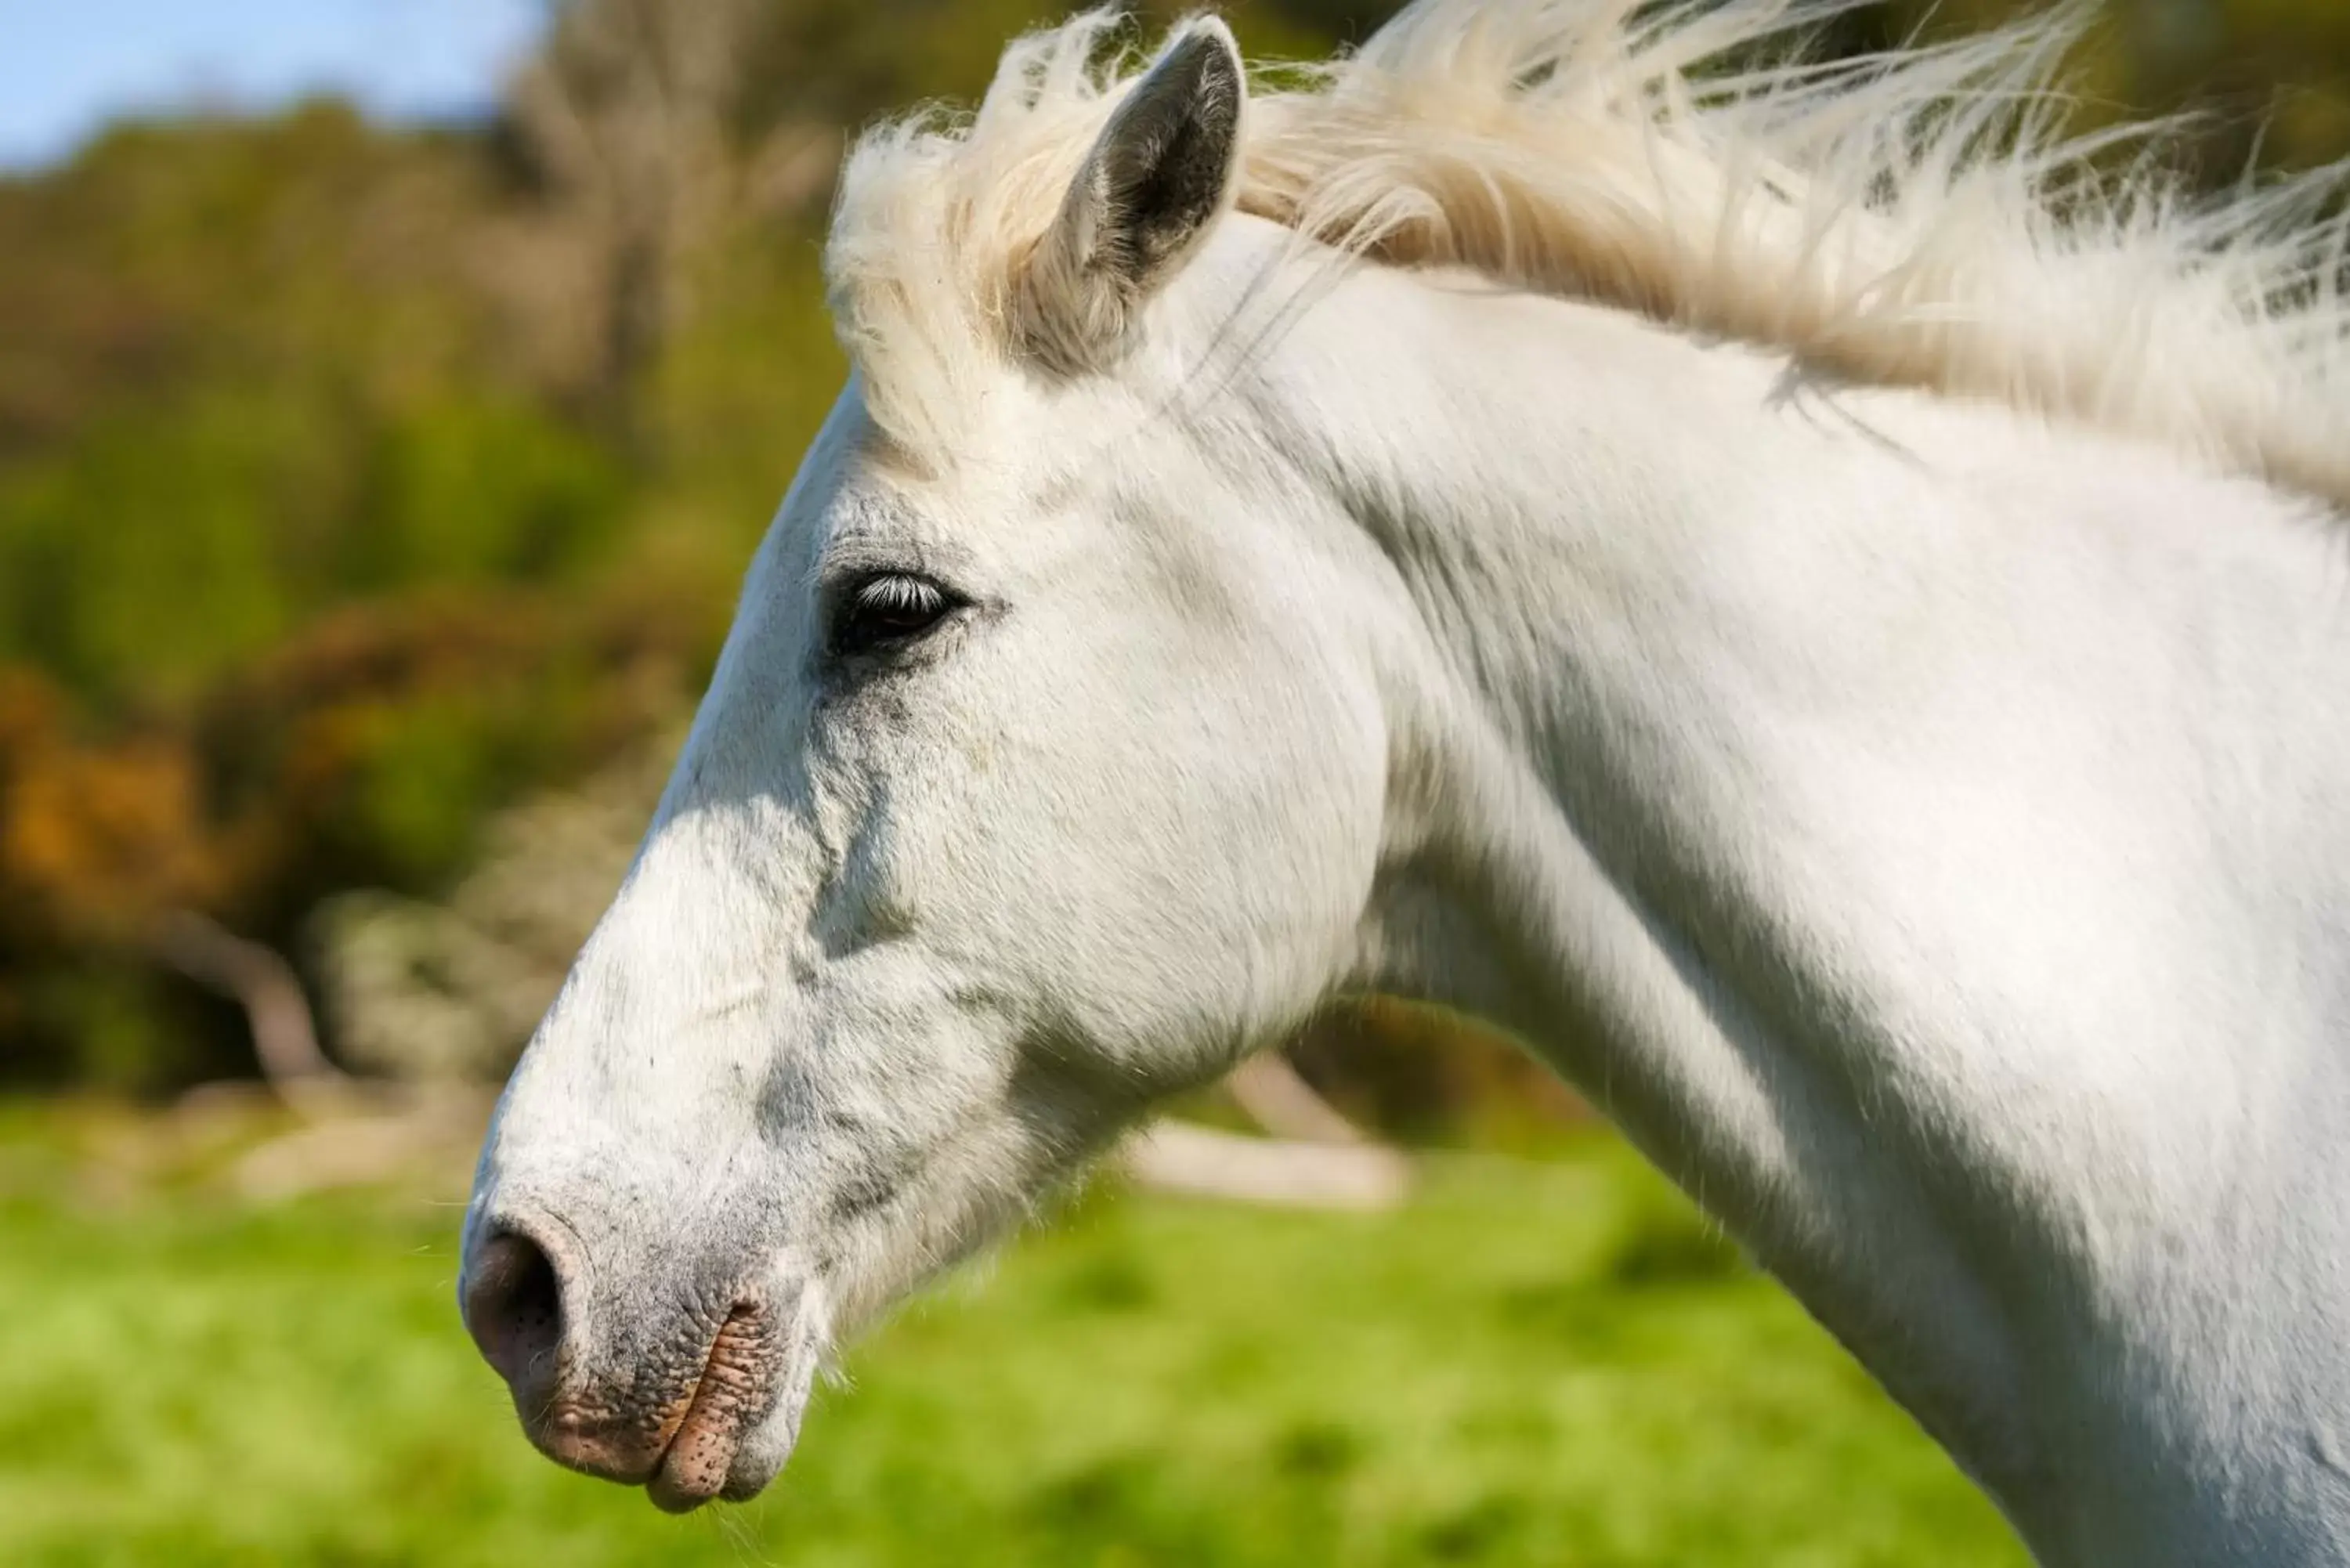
[463, 1229, 566, 1392]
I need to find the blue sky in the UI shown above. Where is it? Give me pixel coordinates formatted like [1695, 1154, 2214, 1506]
[1, 0, 547, 169]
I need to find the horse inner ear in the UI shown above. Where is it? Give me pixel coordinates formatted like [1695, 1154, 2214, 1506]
[1027, 20, 1247, 366]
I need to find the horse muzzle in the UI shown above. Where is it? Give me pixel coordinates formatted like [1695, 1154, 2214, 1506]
[459, 1210, 820, 1511]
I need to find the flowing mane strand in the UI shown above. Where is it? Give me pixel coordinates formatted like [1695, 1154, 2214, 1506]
[824, 0, 2350, 506]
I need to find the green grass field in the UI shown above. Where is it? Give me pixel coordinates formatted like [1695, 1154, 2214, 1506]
[0, 1106, 2026, 1566]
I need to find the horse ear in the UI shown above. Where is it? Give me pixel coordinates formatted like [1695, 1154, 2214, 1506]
[1028, 19, 1247, 363]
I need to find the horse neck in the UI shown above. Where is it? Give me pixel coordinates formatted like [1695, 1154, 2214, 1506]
[1214, 244, 2350, 1563]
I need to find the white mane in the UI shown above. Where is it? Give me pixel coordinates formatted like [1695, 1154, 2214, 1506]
[826, 0, 2350, 506]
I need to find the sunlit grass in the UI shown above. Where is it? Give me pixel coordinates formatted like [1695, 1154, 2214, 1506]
[0, 1113, 2024, 1566]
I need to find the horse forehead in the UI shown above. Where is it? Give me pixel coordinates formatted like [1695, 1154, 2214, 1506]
[822, 358, 1207, 551]
[790, 445, 1021, 563]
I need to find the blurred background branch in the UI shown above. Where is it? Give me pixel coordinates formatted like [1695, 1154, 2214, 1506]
[150, 909, 341, 1091]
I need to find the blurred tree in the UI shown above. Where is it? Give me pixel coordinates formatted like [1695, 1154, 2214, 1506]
[0, 667, 219, 1085]
[1870, 0, 2350, 174]
[508, 0, 778, 450]
[0, 107, 634, 706]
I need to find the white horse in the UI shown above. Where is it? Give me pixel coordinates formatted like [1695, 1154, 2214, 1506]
[457, 2, 2350, 1559]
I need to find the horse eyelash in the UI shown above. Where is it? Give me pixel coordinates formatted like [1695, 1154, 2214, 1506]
[855, 575, 943, 612]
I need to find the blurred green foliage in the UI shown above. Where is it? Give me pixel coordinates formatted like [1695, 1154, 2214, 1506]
[1, 0, 2345, 1092]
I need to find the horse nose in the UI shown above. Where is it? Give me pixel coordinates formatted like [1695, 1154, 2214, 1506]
[462, 1228, 568, 1398]
[458, 1218, 668, 1482]
[460, 1212, 786, 1496]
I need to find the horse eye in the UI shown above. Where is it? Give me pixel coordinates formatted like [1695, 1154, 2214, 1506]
[830, 572, 960, 659]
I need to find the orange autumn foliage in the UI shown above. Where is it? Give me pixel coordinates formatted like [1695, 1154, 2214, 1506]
[0, 670, 215, 947]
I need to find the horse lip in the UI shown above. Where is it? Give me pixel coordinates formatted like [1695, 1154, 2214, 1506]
[645, 1299, 778, 1513]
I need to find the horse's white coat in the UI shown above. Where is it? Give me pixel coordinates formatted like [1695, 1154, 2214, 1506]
[466, 3, 2350, 1560]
